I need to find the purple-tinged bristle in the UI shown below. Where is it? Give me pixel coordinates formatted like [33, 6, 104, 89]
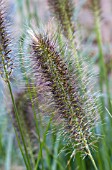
[0, 0, 13, 78]
[30, 30, 98, 154]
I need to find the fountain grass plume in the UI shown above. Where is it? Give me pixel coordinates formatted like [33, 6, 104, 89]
[29, 28, 99, 170]
[0, 0, 13, 79]
[47, 0, 75, 39]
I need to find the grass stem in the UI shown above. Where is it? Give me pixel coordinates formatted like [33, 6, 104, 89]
[2, 54, 32, 170]
[86, 145, 98, 170]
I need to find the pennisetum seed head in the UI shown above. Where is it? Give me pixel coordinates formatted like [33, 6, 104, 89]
[0, 0, 13, 79]
[29, 29, 99, 156]
[47, 0, 75, 39]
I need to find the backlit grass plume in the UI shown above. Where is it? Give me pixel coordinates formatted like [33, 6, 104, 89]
[29, 29, 98, 170]
[0, 0, 13, 79]
[47, 0, 74, 39]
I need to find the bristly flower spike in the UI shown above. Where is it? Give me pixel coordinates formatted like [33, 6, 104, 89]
[47, 0, 75, 39]
[0, 0, 13, 79]
[29, 29, 98, 170]
[0, 2, 33, 168]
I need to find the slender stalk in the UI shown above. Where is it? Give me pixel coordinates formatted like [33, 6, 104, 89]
[19, 37, 44, 169]
[92, 1, 112, 169]
[86, 145, 98, 170]
[93, 0, 111, 113]
[1, 54, 32, 170]
[80, 129, 98, 170]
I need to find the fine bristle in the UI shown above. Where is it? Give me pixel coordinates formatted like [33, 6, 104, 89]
[0, 0, 13, 79]
[30, 29, 99, 155]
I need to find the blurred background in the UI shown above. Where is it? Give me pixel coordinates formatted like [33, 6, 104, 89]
[0, 0, 112, 170]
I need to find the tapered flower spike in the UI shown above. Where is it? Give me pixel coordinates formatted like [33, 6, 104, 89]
[0, 0, 13, 79]
[29, 29, 99, 161]
[47, 0, 75, 39]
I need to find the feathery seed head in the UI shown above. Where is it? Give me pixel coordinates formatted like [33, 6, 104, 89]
[30, 29, 99, 155]
[48, 0, 75, 39]
[0, 0, 13, 79]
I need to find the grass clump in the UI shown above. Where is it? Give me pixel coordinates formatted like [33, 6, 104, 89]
[0, 0, 112, 170]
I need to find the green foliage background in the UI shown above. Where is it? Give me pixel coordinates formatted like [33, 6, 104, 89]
[0, 0, 112, 170]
